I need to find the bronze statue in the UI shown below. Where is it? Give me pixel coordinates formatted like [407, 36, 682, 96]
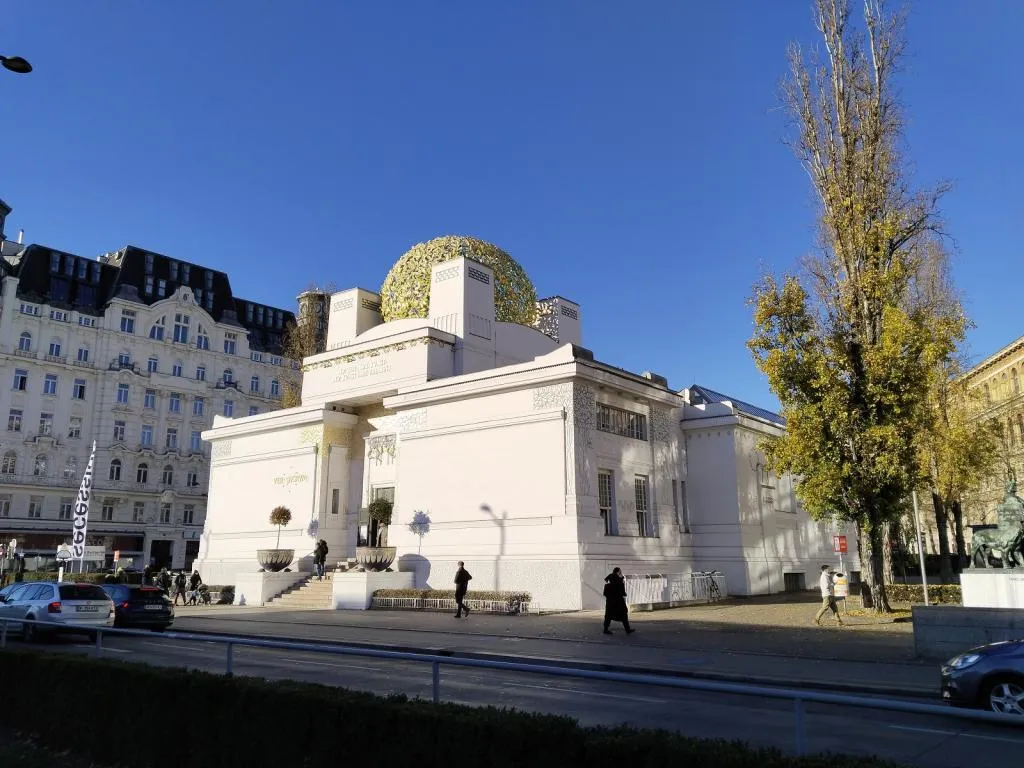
[971, 472, 1024, 568]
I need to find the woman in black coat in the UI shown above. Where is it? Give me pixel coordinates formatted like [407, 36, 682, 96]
[603, 567, 634, 635]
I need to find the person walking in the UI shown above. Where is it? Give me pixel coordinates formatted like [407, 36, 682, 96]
[603, 567, 634, 635]
[314, 539, 329, 580]
[814, 564, 844, 626]
[187, 570, 203, 605]
[173, 570, 188, 606]
[453, 561, 472, 618]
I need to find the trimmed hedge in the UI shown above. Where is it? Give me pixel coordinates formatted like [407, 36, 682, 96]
[0, 650, 900, 768]
[13, 571, 144, 585]
[374, 588, 532, 603]
[885, 584, 961, 605]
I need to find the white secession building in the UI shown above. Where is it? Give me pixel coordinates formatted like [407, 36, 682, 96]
[196, 236, 855, 611]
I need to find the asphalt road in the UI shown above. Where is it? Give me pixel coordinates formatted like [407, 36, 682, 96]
[5, 632, 1023, 767]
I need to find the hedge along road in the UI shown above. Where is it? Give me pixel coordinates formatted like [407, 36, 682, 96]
[8, 633, 1023, 767]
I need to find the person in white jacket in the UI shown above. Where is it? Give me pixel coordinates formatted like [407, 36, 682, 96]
[814, 564, 844, 626]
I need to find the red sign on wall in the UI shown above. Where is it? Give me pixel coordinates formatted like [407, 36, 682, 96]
[832, 535, 848, 554]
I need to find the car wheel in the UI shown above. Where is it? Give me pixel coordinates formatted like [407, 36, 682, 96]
[984, 676, 1024, 716]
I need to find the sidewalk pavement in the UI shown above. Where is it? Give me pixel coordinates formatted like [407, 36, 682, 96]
[169, 594, 939, 700]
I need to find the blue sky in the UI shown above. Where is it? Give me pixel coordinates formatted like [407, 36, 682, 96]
[3, 2, 1021, 410]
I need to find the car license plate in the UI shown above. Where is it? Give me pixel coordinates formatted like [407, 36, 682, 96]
[76, 606, 99, 612]
[144, 605, 164, 611]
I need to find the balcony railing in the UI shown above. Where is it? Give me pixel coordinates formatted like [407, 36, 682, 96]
[44, 354, 68, 364]
[71, 358, 96, 369]
[0, 473, 81, 488]
[12, 349, 37, 359]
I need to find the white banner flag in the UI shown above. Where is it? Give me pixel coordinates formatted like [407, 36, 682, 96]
[72, 441, 97, 561]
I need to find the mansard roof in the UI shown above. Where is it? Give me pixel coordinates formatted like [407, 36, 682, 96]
[688, 384, 785, 427]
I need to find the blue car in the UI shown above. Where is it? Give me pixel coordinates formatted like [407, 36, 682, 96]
[100, 584, 174, 632]
[941, 639, 1024, 715]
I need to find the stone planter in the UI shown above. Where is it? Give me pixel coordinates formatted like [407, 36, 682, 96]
[256, 549, 294, 572]
[355, 546, 397, 572]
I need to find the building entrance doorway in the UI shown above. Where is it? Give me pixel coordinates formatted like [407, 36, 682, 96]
[149, 539, 173, 570]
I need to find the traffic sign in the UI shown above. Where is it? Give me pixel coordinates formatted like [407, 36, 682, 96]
[832, 535, 848, 554]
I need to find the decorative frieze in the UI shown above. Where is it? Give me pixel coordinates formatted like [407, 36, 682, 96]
[652, 407, 675, 444]
[367, 434, 397, 465]
[211, 440, 232, 459]
[397, 409, 428, 432]
[532, 383, 571, 410]
[302, 337, 452, 373]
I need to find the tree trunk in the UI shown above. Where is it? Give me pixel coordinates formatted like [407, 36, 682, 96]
[951, 499, 967, 572]
[931, 492, 953, 583]
[859, 514, 893, 613]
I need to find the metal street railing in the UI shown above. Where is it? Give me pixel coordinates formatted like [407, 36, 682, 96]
[0, 616, 1021, 756]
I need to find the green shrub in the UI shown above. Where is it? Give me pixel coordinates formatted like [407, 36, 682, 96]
[373, 588, 532, 603]
[0, 650, 901, 768]
[885, 583, 961, 605]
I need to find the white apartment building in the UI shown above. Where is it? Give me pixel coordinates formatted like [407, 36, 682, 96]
[0, 200, 296, 570]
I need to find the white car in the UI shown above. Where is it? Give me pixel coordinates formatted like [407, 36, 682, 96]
[0, 581, 114, 641]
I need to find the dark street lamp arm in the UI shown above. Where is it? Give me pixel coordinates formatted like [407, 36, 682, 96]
[0, 55, 33, 74]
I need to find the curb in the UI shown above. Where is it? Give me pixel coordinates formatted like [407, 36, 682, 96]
[166, 625, 937, 701]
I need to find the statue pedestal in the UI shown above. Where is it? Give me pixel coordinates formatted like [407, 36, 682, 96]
[960, 569, 1024, 609]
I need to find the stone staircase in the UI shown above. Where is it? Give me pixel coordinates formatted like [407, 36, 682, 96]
[266, 573, 336, 610]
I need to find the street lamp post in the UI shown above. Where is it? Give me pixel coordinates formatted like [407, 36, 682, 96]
[1, 55, 33, 74]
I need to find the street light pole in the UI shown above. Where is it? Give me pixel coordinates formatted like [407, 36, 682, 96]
[1, 55, 33, 74]
[911, 490, 930, 606]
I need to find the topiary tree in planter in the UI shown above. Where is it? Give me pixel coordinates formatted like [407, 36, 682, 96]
[368, 497, 393, 547]
[270, 506, 292, 548]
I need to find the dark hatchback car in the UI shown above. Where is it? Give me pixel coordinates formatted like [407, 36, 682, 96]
[100, 585, 174, 632]
[941, 639, 1024, 715]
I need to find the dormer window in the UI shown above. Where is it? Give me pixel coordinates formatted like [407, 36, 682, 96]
[182, 264, 191, 282]
[157, 279, 167, 298]
[145, 253, 154, 274]
[77, 260, 88, 280]
[169, 261, 179, 281]
[144, 276, 154, 295]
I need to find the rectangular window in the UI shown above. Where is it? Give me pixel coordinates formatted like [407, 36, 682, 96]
[119, 353, 132, 368]
[101, 503, 114, 522]
[145, 253, 154, 274]
[59, 499, 73, 521]
[270, 380, 280, 396]
[117, 383, 130, 404]
[38, 413, 54, 436]
[196, 331, 209, 351]
[50, 309, 69, 322]
[141, 425, 154, 447]
[224, 400, 234, 417]
[331, 488, 340, 515]
[182, 264, 190, 282]
[73, 379, 87, 400]
[48, 341, 63, 357]
[598, 470, 616, 536]
[171, 362, 183, 377]
[147, 357, 158, 374]
[190, 431, 202, 451]
[133, 502, 146, 523]
[50, 251, 61, 271]
[12, 369, 28, 391]
[144, 276, 154, 295]
[144, 389, 156, 409]
[166, 428, 178, 449]
[224, 333, 236, 355]
[634, 475, 652, 537]
[250, 375, 260, 393]
[173, 313, 189, 344]
[77, 347, 90, 362]
[120, 309, 136, 334]
[7, 409, 22, 432]
[150, 323, 164, 341]
[20, 303, 40, 316]
[248, 406, 259, 416]
[68, 416, 82, 439]
[195, 366, 206, 381]
[160, 503, 172, 524]
[679, 480, 690, 533]
[186, 470, 199, 488]
[597, 403, 648, 441]
[169, 261, 179, 281]
[44, 374, 59, 396]
[0, 496, 11, 517]
[193, 397, 204, 416]
[183, 504, 195, 525]
[77, 259, 88, 279]
[157, 279, 167, 297]
[77, 316, 96, 328]
[113, 420, 126, 442]
[28, 496, 43, 519]
[168, 393, 181, 413]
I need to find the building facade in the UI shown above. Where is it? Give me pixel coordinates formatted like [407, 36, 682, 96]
[196, 236, 855, 610]
[960, 334, 1024, 530]
[0, 200, 295, 570]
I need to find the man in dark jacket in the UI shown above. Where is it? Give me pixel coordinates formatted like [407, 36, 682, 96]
[453, 561, 472, 618]
[173, 571, 188, 606]
[603, 567, 634, 635]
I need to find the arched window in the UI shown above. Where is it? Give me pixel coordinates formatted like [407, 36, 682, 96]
[137, 463, 149, 484]
[34, 454, 48, 476]
[109, 458, 122, 481]
[223, 368, 234, 384]
[18, 331, 31, 352]
[1014, 368, 1020, 396]
[149, 316, 166, 341]
[162, 465, 174, 485]
[1, 451, 17, 474]
[63, 457, 78, 480]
